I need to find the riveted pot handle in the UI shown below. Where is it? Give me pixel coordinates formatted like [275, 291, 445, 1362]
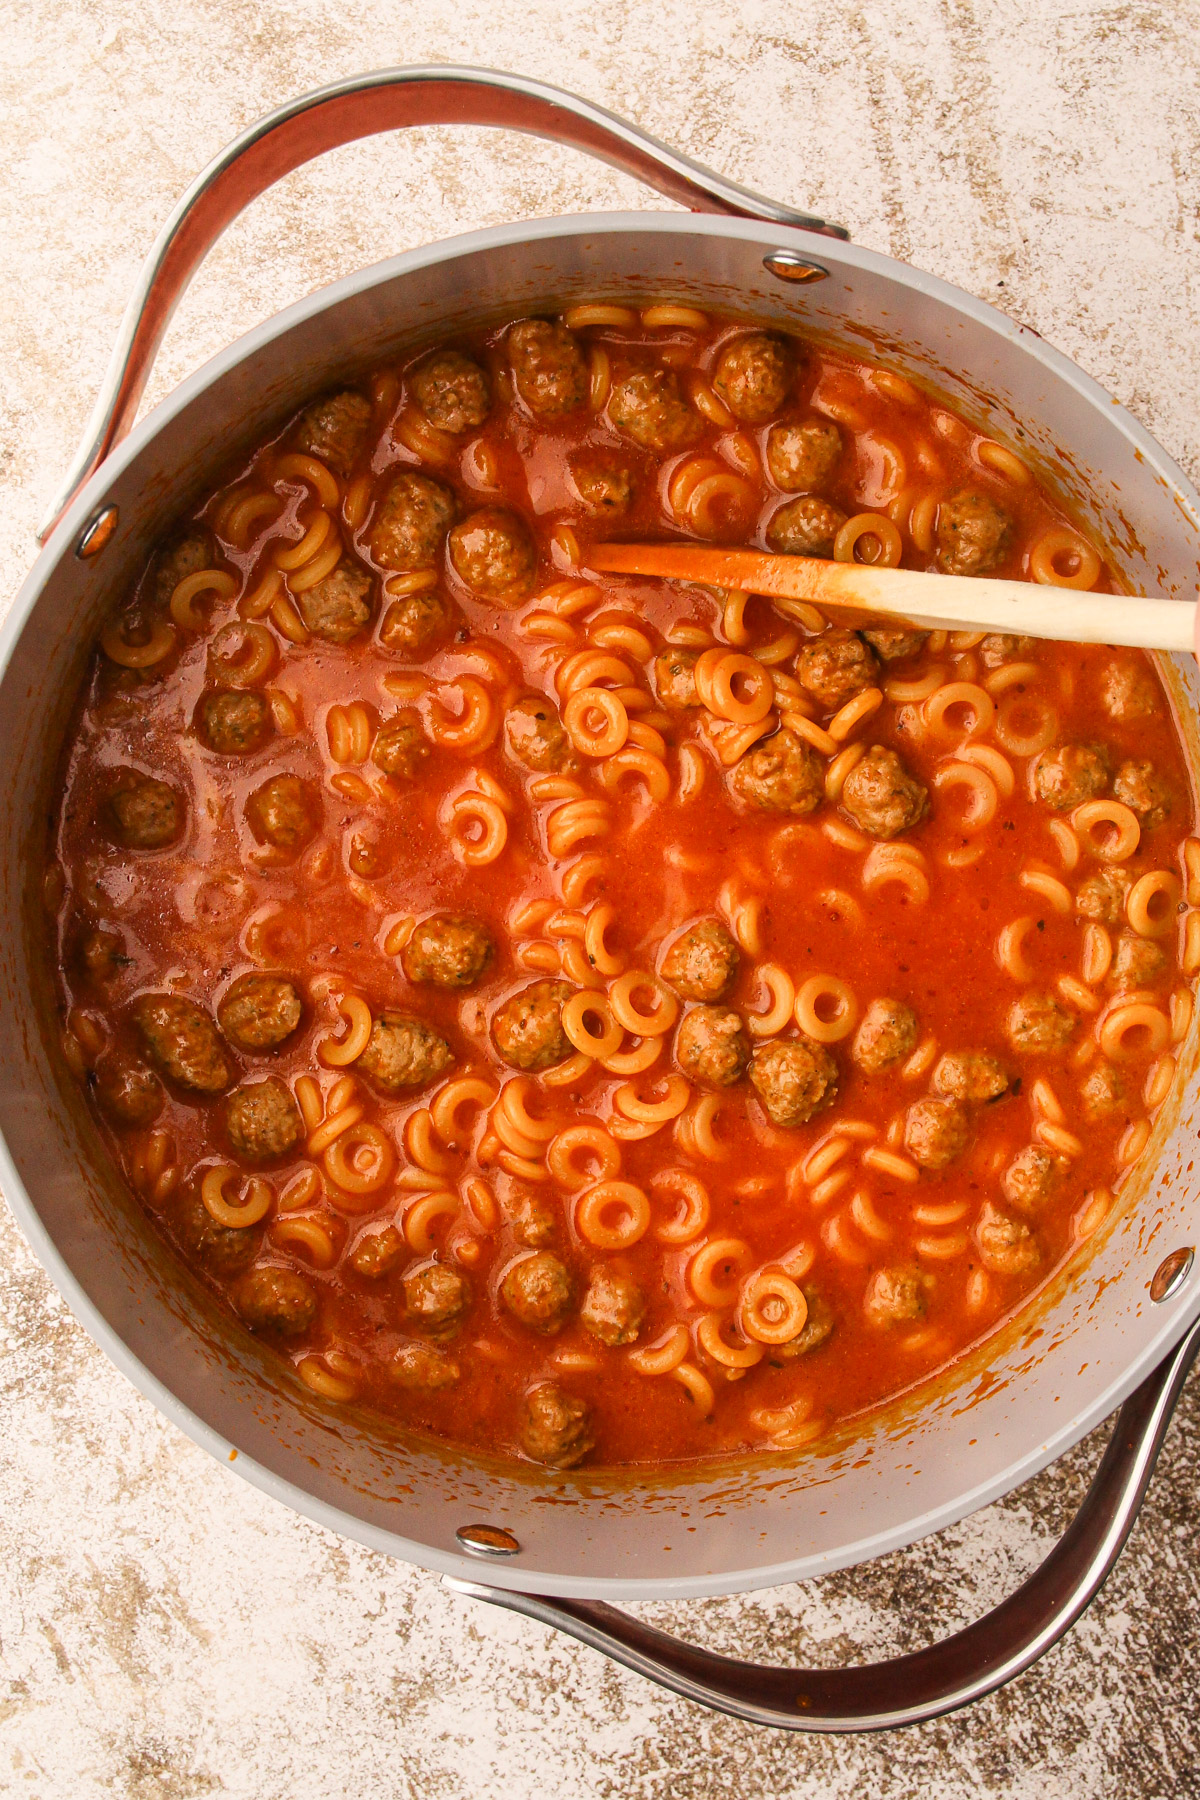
[447, 1314, 1200, 1733]
[40, 63, 847, 540]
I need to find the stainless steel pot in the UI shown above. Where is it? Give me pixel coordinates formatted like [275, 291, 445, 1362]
[5, 67, 1200, 1733]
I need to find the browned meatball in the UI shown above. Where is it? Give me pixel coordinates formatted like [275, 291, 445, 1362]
[133, 994, 230, 1093]
[448, 508, 537, 604]
[580, 1268, 645, 1346]
[976, 1201, 1040, 1276]
[1113, 759, 1171, 829]
[94, 1054, 162, 1126]
[296, 561, 372, 643]
[712, 332, 792, 423]
[935, 489, 1012, 576]
[401, 915, 494, 988]
[218, 974, 302, 1051]
[1007, 991, 1074, 1054]
[796, 629, 880, 712]
[294, 390, 371, 477]
[1033, 742, 1110, 811]
[348, 1225, 405, 1278]
[864, 1266, 926, 1328]
[661, 919, 739, 1002]
[508, 319, 588, 416]
[105, 773, 183, 849]
[410, 350, 491, 434]
[1002, 1145, 1057, 1214]
[766, 418, 842, 491]
[750, 1036, 838, 1127]
[1076, 865, 1129, 923]
[370, 472, 457, 572]
[766, 495, 846, 557]
[653, 646, 701, 711]
[225, 1077, 302, 1162]
[403, 1262, 471, 1336]
[771, 1285, 835, 1360]
[731, 728, 823, 815]
[510, 1191, 558, 1248]
[520, 1382, 594, 1467]
[1109, 933, 1167, 992]
[152, 531, 213, 609]
[196, 689, 272, 756]
[502, 1252, 573, 1334]
[980, 632, 1037, 668]
[504, 694, 578, 773]
[78, 928, 128, 984]
[852, 998, 918, 1073]
[676, 1005, 750, 1088]
[904, 1097, 970, 1170]
[1101, 659, 1159, 722]
[172, 1186, 261, 1278]
[861, 624, 929, 663]
[607, 366, 701, 452]
[1081, 1060, 1125, 1122]
[355, 1013, 453, 1092]
[372, 710, 429, 780]
[235, 1265, 317, 1337]
[569, 452, 635, 515]
[932, 1051, 1010, 1104]
[390, 1341, 461, 1389]
[841, 746, 929, 839]
[379, 587, 453, 657]
[491, 981, 572, 1072]
[247, 775, 318, 851]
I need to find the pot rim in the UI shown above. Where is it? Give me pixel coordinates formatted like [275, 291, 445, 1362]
[6, 206, 1200, 1601]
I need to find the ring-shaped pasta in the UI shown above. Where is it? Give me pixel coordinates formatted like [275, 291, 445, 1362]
[323, 1122, 396, 1200]
[1126, 870, 1182, 939]
[563, 686, 629, 757]
[546, 798, 610, 857]
[688, 1237, 753, 1308]
[403, 1191, 460, 1253]
[556, 650, 634, 697]
[169, 568, 238, 630]
[222, 490, 282, 547]
[201, 1165, 273, 1229]
[695, 650, 774, 725]
[614, 1075, 691, 1124]
[206, 621, 276, 688]
[100, 616, 179, 669]
[828, 687, 884, 743]
[561, 991, 623, 1059]
[975, 439, 1031, 484]
[922, 681, 996, 740]
[564, 302, 638, 330]
[404, 1108, 457, 1174]
[494, 1076, 558, 1144]
[983, 661, 1042, 697]
[608, 971, 679, 1036]
[575, 1179, 651, 1249]
[676, 1094, 728, 1161]
[1072, 799, 1141, 862]
[995, 916, 1038, 981]
[1081, 922, 1113, 985]
[546, 1123, 621, 1192]
[884, 665, 945, 705]
[318, 995, 372, 1068]
[274, 452, 341, 508]
[1029, 527, 1102, 590]
[862, 846, 930, 905]
[627, 1323, 689, 1376]
[287, 531, 344, 594]
[794, 974, 859, 1044]
[955, 741, 1015, 796]
[833, 512, 903, 567]
[273, 511, 332, 573]
[746, 964, 796, 1038]
[651, 1169, 711, 1244]
[994, 695, 1058, 757]
[298, 1356, 358, 1403]
[448, 794, 509, 866]
[641, 303, 709, 331]
[671, 1362, 715, 1416]
[1098, 1003, 1172, 1062]
[738, 1268, 809, 1345]
[594, 749, 671, 802]
[933, 762, 999, 830]
[588, 345, 611, 410]
[582, 901, 624, 976]
[1018, 869, 1073, 914]
[600, 1035, 665, 1076]
[429, 679, 496, 750]
[696, 1314, 764, 1369]
[271, 1216, 338, 1268]
[278, 1167, 321, 1212]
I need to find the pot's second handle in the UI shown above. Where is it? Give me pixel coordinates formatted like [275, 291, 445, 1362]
[41, 63, 847, 541]
[447, 1313, 1200, 1733]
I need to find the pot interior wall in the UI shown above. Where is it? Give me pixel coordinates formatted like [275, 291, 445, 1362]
[2, 216, 1199, 1600]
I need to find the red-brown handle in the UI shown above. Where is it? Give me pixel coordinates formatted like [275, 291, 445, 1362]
[40, 64, 846, 540]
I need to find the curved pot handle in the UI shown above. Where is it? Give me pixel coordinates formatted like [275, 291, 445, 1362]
[447, 1313, 1200, 1733]
[40, 63, 846, 541]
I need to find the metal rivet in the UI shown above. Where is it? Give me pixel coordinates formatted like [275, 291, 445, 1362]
[1150, 1246, 1194, 1303]
[75, 505, 119, 560]
[763, 251, 830, 285]
[456, 1523, 521, 1558]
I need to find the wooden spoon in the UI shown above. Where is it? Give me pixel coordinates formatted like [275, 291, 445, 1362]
[587, 543, 1196, 654]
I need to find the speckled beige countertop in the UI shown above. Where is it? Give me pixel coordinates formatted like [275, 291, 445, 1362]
[2, 3, 1200, 1794]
